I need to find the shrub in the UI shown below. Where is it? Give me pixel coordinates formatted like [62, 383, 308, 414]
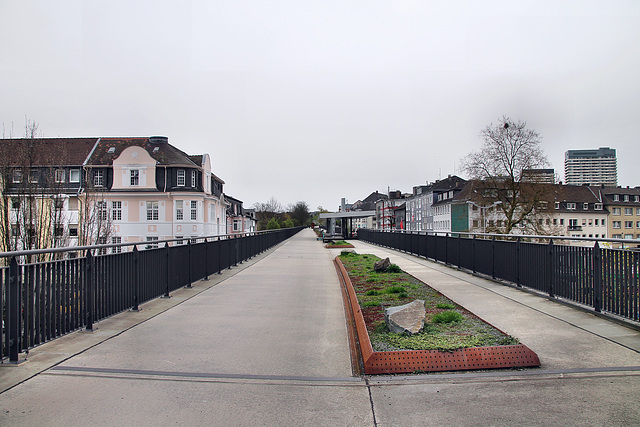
[366, 290, 382, 296]
[387, 264, 402, 273]
[432, 310, 463, 324]
[436, 303, 456, 310]
[386, 285, 405, 294]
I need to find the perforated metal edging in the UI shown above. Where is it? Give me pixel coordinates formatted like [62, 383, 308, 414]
[335, 256, 541, 375]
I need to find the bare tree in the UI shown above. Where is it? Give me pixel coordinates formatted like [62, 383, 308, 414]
[461, 116, 551, 234]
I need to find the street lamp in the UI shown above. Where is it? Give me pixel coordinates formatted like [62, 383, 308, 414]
[466, 200, 503, 234]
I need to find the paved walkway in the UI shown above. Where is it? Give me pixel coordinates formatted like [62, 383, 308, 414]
[1, 229, 640, 426]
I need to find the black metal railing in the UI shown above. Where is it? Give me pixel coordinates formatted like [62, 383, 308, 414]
[0, 227, 303, 362]
[357, 229, 640, 325]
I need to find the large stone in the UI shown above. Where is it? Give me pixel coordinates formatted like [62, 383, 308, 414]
[374, 257, 391, 272]
[385, 300, 426, 335]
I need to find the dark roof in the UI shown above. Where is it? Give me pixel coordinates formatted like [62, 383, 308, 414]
[363, 191, 388, 203]
[432, 175, 466, 192]
[87, 137, 198, 167]
[0, 138, 98, 166]
[454, 181, 602, 206]
[189, 155, 203, 165]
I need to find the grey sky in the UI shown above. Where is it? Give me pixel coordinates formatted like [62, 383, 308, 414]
[2, 1, 639, 211]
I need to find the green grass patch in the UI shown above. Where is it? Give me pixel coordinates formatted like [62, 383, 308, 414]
[432, 310, 463, 324]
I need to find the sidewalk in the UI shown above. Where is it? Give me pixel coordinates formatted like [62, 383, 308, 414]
[1, 230, 639, 426]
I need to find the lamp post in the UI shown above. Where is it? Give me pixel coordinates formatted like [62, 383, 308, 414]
[467, 200, 502, 233]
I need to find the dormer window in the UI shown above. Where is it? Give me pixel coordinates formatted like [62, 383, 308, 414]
[94, 170, 104, 187]
[70, 169, 80, 183]
[13, 169, 22, 183]
[595, 203, 603, 210]
[177, 170, 185, 186]
[613, 194, 619, 201]
[567, 202, 576, 210]
[624, 195, 629, 202]
[554, 202, 560, 210]
[54, 169, 65, 183]
[583, 203, 589, 210]
[191, 171, 196, 187]
[130, 170, 139, 186]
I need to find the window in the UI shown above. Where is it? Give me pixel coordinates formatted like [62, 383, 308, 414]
[567, 203, 576, 210]
[625, 208, 633, 215]
[569, 219, 578, 229]
[146, 236, 158, 249]
[175, 236, 184, 245]
[637, 208, 640, 215]
[612, 208, 621, 215]
[55, 169, 65, 183]
[69, 226, 78, 237]
[177, 170, 185, 186]
[68, 197, 78, 210]
[69, 169, 80, 183]
[635, 196, 640, 202]
[176, 200, 183, 220]
[54, 198, 64, 209]
[130, 170, 139, 186]
[146, 201, 159, 221]
[233, 219, 241, 231]
[613, 195, 619, 201]
[191, 171, 196, 187]
[97, 201, 108, 221]
[112, 201, 122, 221]
[190, 201, 197, 220]
[54, 226, 64, 238]
[553, 219, 557, 225]
[11, 198, 20, 209]
[637, 221, 640, 228]
[554, 202, 560, 210]
[93, 170, 104, 187]
[582, 219, 586, 226]
[624, 195, 629, 202]
[613, 221, 621, 229]
[624, 234, 634, 239]
[13, 169, 22, 183]
[625, 221, 633, 228]
[594, 203, 603, 210]
[612, 234, 622, 239]
[112, 236, 122, 253]
[595, 219, 599, 226]
[29, 169, 38, 183]
[583, 203, 588, 210]
[97, 237, 107, 255]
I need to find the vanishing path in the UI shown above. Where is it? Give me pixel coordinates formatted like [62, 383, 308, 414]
[1, 228, 640, 426]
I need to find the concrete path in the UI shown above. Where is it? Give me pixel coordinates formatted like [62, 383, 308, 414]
[1, 229, 640, 426]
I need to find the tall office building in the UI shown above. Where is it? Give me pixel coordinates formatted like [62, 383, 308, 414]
[564, 147, 617, 186]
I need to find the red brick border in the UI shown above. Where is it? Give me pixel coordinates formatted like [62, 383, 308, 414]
[335, 256, 540, 375]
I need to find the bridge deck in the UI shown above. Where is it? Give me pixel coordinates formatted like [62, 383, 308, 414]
[1, 228, 639, 425]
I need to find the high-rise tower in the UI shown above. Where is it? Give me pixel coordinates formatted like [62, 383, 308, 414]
[564, 147, 617, 186]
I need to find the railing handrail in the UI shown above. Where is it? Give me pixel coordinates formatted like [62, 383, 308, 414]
[367, 228, 640, 247]
[0, 227, 301, 259]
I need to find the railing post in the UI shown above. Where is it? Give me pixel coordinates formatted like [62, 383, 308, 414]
[472, 235, 476, 273]
[444, 233, 449, 265]
[516, 237, 522, 287]
[203, 238, 209, 280]
[185, 240, 193, 288]
[85, 250, 95, 331]
[491, 236, 496, 279]
[132, 245, 140, 311]
[163, 243, 171, 298]
[548, 239, 555, 298]
[456, 233, 461, 269]
[8, 257, 21, 363]
[593, 241, 602, 313]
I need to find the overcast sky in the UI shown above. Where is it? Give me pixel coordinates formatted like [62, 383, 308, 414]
[2, 1, 639, 211]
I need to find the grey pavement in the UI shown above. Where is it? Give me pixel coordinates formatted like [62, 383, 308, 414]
[0, 229, 639, 426]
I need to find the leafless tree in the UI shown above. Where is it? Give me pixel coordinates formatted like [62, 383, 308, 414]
[461, 116, 551, 234]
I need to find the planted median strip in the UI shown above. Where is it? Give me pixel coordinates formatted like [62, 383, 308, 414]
[335, 251, 540, 375]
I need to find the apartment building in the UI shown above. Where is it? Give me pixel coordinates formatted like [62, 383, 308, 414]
[565, 147, 617, 186]
[1, 136, 235, 253]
